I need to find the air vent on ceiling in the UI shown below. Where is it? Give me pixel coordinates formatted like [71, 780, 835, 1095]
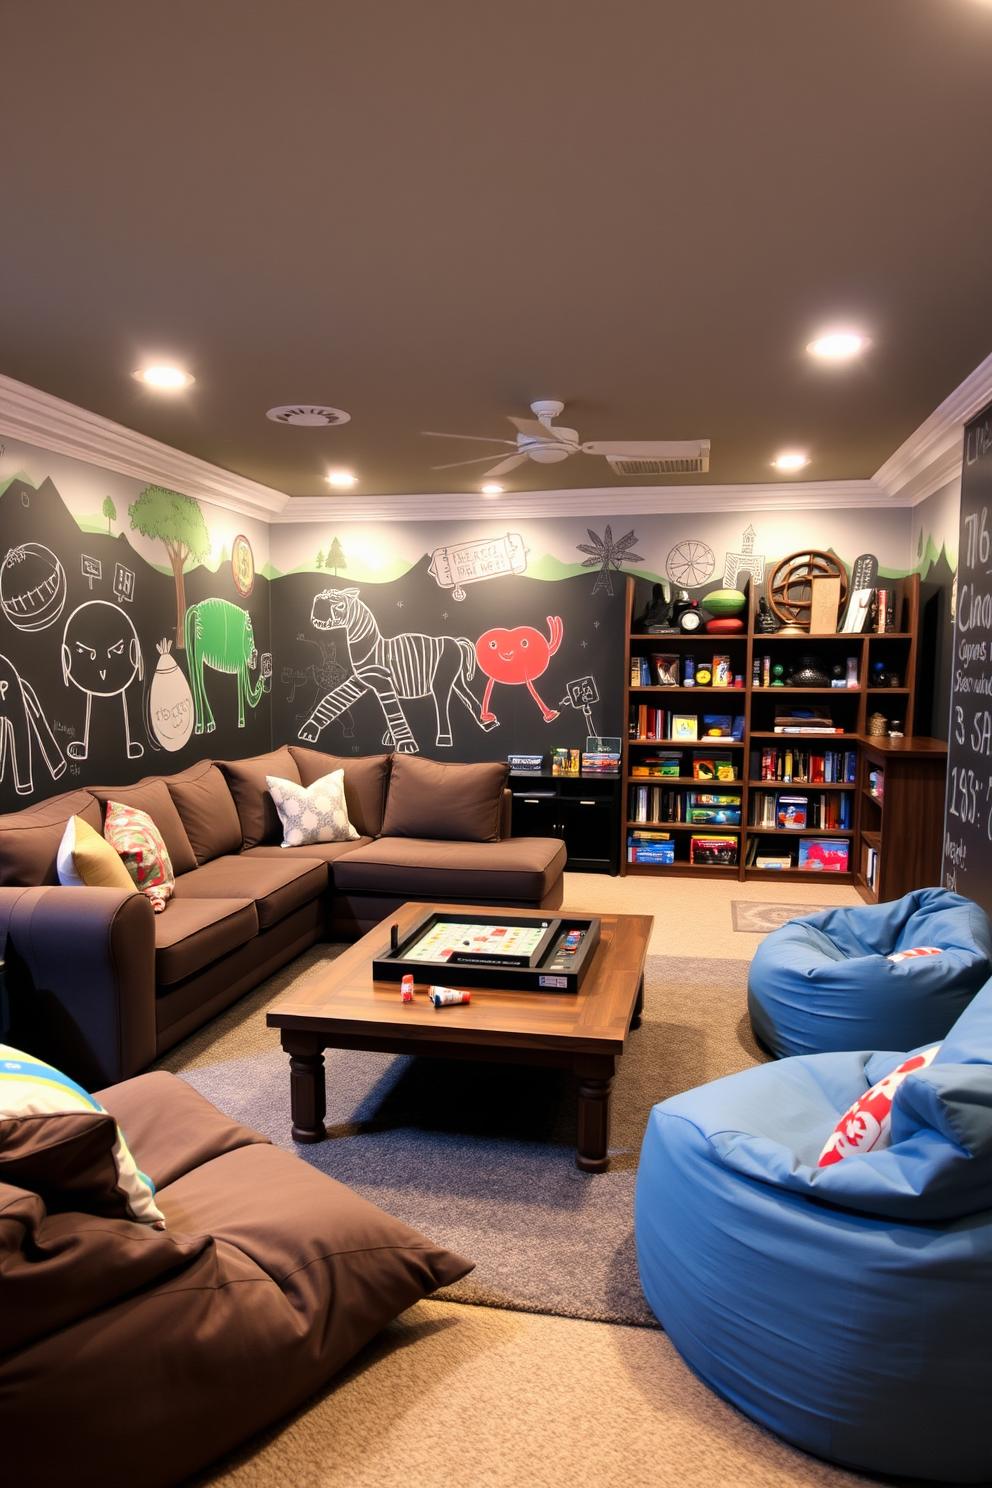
[266, 405, 351, 427]
[606, 453, 710, 476]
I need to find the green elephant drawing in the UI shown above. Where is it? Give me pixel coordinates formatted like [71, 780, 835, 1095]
[184, 598, 270, 733]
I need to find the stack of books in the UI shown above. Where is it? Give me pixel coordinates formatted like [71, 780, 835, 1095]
[627, 830, 675, 865]
[581, 751, 621, 773]
[689, 834, 738, 866]
[773, 707, 842, 735]
[755, 746, 857, 782]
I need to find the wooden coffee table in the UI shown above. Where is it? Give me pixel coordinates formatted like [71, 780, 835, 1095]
[267, 902, 652, 1172]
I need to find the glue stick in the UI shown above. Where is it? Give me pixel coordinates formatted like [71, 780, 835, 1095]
[427, 985, 471, 1008]
[400, 975, 414, 1003]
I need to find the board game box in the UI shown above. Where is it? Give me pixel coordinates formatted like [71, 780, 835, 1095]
[373, 911, 602, 993]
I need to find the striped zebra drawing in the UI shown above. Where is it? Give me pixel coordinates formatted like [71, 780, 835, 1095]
[299, 588, 497, 753]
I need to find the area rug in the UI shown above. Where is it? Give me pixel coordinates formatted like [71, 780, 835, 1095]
[731, 900, 835, 933]
[158, 946, 764, 1329]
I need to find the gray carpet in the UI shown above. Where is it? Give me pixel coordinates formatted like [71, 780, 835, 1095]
[163, 949, 764, 1329]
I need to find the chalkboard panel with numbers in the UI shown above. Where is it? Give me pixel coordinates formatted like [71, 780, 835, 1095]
[944, 399, 992, 909]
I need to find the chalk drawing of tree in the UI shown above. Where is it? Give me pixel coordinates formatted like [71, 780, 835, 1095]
[129, 486, 211, 648]
[102, 496, 117, 533]
[316, 550, 325, 570]
[328, 536, 347, 576]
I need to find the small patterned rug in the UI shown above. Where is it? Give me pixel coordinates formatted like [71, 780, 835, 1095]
[731, 901, 835, 934]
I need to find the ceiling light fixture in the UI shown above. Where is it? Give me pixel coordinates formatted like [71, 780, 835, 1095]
[481, 484, 503, 496]
[772, 452, 809, 472]
[806, 332, 871, 359]
[133, 365, 194, 389]
[326, 470, 357, 487]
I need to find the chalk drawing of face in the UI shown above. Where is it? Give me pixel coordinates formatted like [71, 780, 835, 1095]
[61, 601, 145, 761]
[62, 601, 142, 697]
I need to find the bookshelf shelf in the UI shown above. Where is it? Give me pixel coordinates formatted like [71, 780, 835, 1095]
[621, 571, 940, 890]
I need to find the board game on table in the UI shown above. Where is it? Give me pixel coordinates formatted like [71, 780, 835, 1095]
[373, 909, 601, 993]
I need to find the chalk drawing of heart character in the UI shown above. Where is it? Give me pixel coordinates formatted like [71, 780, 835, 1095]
[474, 617, 563, 723]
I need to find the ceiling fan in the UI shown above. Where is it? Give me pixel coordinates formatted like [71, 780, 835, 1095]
[423, 401, 710, 480]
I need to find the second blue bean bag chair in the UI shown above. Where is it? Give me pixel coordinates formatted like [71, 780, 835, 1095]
[635, 979, 992, 1481]
[747, 887, 992, 1057]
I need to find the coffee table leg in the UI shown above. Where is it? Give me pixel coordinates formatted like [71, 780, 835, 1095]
[575, 1056, 615, 1172]
[631, 975, 645, 1030]
[284, 1036, 327, 1143]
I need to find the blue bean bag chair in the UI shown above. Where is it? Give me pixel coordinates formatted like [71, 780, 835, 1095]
[635, 981, 992, 1481]
[747, 888, 992, 1058]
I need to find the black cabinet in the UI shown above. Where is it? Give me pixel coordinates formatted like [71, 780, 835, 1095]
[510, 772, 621, 875]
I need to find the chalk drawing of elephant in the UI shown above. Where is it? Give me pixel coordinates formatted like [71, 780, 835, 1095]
[185, 598, 269, 733]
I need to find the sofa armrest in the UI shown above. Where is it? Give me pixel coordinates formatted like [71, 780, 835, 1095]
[498, 788, 512, 840]
[1, 886, 157, 1091]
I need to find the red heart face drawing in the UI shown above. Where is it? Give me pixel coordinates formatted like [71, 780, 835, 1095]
[475, 625, 552, 684]
[474, 617, 563, 723]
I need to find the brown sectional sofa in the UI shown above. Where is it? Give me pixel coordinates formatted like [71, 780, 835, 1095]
[0, 746, 566, 1090]
[1, 1069, 472, 1488]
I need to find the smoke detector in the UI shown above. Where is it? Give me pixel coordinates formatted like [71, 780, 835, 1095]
[266, 405, 351, 427]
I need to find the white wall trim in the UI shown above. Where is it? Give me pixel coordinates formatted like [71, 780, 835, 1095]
[278, 479, 893, 522]
[873, 350, 992, 505]
[0, 372, 289, 518]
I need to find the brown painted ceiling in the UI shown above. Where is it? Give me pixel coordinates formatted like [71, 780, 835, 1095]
[2, 0, 992, 498]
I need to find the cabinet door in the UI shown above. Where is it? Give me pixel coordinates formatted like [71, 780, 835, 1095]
[511, 795, 562, 839]
[561, 797, 617, 871]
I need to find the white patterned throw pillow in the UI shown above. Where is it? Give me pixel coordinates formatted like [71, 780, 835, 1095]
[266, 770, 359, 847]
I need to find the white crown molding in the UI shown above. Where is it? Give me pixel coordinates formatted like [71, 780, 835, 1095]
[280, 478, 891, 522]
[873, 350, 992, 505]
[0, 371, 289, 519]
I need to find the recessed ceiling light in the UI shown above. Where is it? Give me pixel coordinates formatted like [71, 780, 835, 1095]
[772, 452, 809, 471]
[326, 470, 357, 487]
[806, 332, 871, 359]
[133, 365, 194, 388]
[481, 484, 503, 496]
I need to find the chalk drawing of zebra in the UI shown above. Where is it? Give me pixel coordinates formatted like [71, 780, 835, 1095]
[298, 588, 497, 753]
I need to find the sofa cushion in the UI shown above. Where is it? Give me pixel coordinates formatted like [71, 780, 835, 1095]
[289, 746, 391, 837]
[0, 1182, 209, 1356]
[104, 800, 175, 912]
[89, 780, 197, 876]
[0, 1043, 163, 1225]
[0, 789, 104, 886]
[56, 815, 138, 895]
[172, 855, 327, 931]
[95, 1071, 271, 1190]
[267, 769, 360, 845]
[218, 746, 301, 848]
[242, 838, 371, 867]
[165, 759, 243, 864]
[332, 835, 567, 900]
[154, 898, 258, 986]
[379, 754, 508, 842]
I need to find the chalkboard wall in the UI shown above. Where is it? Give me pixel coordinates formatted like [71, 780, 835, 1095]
[943, 399, 992, 909]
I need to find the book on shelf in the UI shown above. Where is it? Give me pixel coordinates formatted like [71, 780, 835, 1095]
[798, 838, 850, 872]
[777, 795, 808, 829]
[690, 834, 738, 866]
[693, 755, 736, 780]
[866, 846, 879, 891]
[755, 746, 856, 783]
[627, 829, 674, 865]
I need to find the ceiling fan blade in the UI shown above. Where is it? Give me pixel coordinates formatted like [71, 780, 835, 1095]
[483, 453, 530, 478]
[581, 440, 709, 457]
[422, 430, 518, 447]
[507, 416, 572, 442]
[431, 452, 523, 471]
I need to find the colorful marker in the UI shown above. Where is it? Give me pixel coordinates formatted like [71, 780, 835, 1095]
[401, 974, 414, 1003]
[427, 985, 471, 1008]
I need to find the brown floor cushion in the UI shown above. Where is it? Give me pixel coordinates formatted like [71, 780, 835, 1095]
[95, 1070, 271, 1190]
[154, 898, 257, 985]
[332, 835, 567, 900]
[172, 855, 327, 931]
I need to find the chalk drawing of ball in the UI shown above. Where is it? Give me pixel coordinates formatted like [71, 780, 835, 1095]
[0, 543, 67, 632]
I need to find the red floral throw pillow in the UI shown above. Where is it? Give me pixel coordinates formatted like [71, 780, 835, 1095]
[818, 1045, 940, 1167]
[103, 800, 175, 913]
